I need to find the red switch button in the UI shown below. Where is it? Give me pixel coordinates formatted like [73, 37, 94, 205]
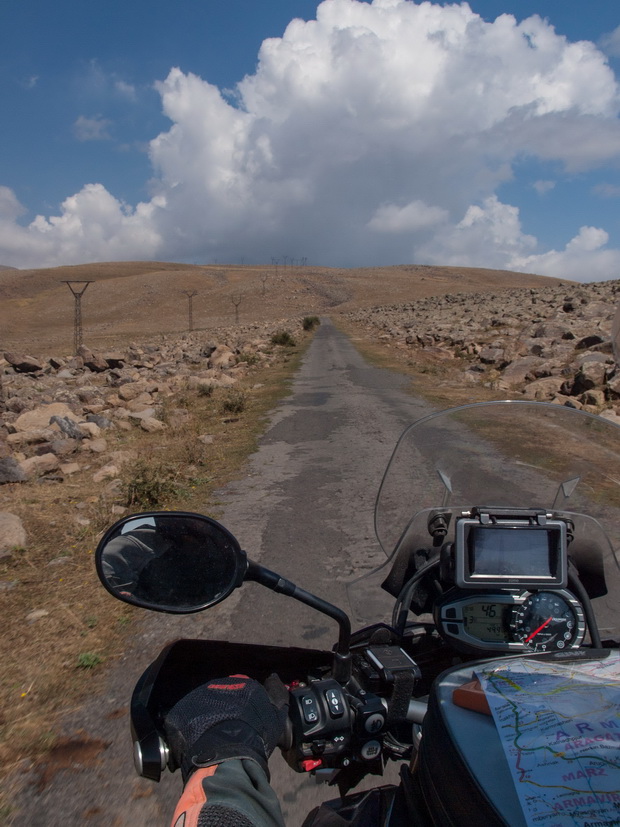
[301, 758, 323, 772]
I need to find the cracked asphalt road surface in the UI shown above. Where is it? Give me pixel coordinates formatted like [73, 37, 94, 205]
[12, 319, 432, 826]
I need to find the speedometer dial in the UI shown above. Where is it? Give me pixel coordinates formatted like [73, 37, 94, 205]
[511, 591, 584, 652]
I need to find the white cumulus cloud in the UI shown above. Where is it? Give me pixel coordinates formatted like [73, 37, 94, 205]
[0, 185, 162, 270]
[511, 225, 620, 281]
[2, 0, 620, 279]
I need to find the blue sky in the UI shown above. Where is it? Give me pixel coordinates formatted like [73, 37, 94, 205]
[1, 0, 620, 280]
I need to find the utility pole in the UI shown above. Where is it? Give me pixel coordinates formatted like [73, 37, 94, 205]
[231, 293, 242, 324]
[183, 290, 198, 331]
[63, 281, 93, 354]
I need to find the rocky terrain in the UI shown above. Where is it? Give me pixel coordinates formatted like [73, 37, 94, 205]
[345, 279, 620, 418]
[3, 273, 620, 509]
[2, 262, 618, 544]
[0, 318, 305, 544]
[0, 260, 562, 355]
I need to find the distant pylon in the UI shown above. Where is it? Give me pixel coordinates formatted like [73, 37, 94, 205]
[183, 290, 198, 331]
[63, 281, 93, 354]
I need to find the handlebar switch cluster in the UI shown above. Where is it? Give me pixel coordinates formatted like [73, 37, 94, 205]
[288, 678, 353, 771]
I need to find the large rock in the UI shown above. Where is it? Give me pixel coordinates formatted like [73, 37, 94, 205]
[50, 415, 85, 440]
[0, 457, 27, 484]
[7, 428, 56, 446]
[500, 356, 544, 386]
[14, 403, 79, 432]
[19, 453, 60, 479]
[118, 382, 146, 402]
[209, 345, 237, 370]
[4, 352, 44, 373]
[566, 363, 607, 396]
[103, 352, 126, 368]
[520, 377, 566, 400]
[140, 417, 166, 433]
[77, 345, 108, 372]
[0, 512, 27, 551]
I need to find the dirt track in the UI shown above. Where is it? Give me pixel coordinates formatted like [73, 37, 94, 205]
[12, 319, 432, 826]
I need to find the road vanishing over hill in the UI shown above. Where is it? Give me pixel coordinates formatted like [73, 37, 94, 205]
[13, 319, 433, 826]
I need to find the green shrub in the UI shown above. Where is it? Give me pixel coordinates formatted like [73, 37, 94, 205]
[271, 330, 296, 347]
[197, 383, 215, 397]
[302, 316, 320, 331]
[76, 652, 104, 669]
[123, 459, 179, 507]
[220, 388, 247, 414]
[238, 351, 259, 366]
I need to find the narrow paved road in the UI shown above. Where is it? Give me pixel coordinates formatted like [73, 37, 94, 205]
[13, 319, 432, 826]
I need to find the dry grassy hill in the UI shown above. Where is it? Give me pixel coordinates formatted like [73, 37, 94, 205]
[0, 260, 569, 356]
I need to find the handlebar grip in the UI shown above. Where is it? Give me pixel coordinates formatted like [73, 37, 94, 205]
[406, 699, 427, 723]
[278, 714, 294, 751]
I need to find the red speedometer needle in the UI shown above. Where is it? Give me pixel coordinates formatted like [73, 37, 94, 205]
[525, 617, 552, 643]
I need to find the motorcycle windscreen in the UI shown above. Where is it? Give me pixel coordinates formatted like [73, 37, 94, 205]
[348, 402, 620, 639]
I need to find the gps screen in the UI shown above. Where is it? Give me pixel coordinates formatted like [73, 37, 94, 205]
[469, 526, 556, 578]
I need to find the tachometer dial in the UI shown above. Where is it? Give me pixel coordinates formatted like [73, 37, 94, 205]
[511, 591, 584, 651]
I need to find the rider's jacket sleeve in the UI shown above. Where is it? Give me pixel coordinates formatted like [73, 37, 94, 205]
[170, 758, 286, 827]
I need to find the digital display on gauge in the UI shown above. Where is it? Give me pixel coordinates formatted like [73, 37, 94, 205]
[455, 519, 567, 588]
[462, 602, 511, 642]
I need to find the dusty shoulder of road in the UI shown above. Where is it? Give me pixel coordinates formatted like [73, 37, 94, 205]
[0, 331, 312, 819]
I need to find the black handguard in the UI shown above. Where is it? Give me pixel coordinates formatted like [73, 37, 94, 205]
[164, 674, 289, 783]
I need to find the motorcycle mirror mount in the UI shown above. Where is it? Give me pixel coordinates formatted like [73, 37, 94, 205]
[96, 511, 353, 683]
[245, 560, 353, 683]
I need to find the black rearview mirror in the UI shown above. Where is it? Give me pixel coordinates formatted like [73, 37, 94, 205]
[95, 511, 247, 613]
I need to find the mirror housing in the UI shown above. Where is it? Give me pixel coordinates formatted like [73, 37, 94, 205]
[95, 511, 247, 614]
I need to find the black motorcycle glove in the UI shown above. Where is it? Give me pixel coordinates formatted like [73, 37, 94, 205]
[164, 674, 289, 783]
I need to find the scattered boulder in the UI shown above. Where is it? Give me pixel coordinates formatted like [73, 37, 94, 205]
[346, 278, 619, 411]
[92, 463, 121, 482]
[60, 462, 81, 476]
[77, 345, 108, 372]
[520, 377, 565, 401]
[209, 345, 237, 370]
[139, 417, 166, 433]
[14, 403, 78, 433]
[4, 352, 44, 373]
[50, 415, 85, 440]
[0, 317, 308, 499]
[118, 383, 145, 402]
[82, 438, 108, 453]
[19, 452, 60, 479]
[0, 457, 27, 484]
[0, 511, 27, 550]
[103, 352, 125, 368]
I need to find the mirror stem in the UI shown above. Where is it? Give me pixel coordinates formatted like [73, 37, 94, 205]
[246, 561, 352, 683]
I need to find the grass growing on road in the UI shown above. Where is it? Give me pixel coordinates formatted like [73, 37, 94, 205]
[0, 332, 311, 808]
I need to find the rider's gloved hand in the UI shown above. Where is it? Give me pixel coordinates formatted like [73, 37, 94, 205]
[164, 674, 289, 783]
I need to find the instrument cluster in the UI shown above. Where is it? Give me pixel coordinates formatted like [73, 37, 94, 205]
[436, 589, 586, 654]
